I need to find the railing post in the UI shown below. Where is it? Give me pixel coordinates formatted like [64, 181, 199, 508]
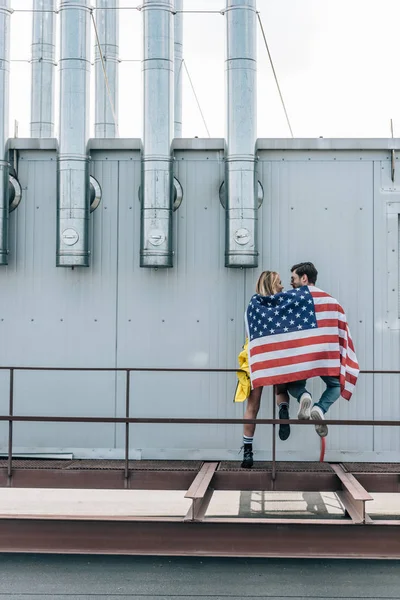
[7, 368, 14, 480]
[124, 369, 130, 482]
[271, 384, 276, 488]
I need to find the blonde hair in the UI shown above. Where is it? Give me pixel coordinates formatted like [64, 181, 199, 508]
[256, 271, 281, 296]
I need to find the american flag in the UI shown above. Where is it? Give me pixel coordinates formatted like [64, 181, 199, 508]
[246, 286, 359, 400]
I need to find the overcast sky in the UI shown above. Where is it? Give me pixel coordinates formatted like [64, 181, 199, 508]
[8, 0, 400, 139]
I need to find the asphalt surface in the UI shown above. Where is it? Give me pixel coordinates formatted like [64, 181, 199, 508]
[0, 555, 399, 599]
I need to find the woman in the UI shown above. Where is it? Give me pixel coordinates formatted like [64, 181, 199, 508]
[240, 271, 290, 469]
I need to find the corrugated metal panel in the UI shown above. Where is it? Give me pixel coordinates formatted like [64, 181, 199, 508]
[254, 155, 374, 461]
[0, 144, 396, 461]
[373, 159, 400, 457]
[115, 148, 246, 458]
[0, 150, 119, 454]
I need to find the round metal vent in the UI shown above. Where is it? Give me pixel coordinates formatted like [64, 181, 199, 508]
[90, 175, 102, 213]
[9, 175, 22, 213]
[172, 177, 183, 211]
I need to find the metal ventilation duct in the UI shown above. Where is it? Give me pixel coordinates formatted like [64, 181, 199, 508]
[94, 0, 119, 138]
[0, 0, 10, 266]
[174, 0, 183, 138]
[141, 0, 174, 268]
[57, 0, 91, 267]
[225, 0, 258, 268]
[30, 0, 56, 138]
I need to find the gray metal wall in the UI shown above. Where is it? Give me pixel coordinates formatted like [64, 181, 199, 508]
[0, 138, 397, 461]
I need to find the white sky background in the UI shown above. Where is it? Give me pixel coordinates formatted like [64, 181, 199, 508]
[8, 0, 400, 139]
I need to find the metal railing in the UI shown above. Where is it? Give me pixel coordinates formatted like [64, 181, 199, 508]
[0, 366, 399, 482]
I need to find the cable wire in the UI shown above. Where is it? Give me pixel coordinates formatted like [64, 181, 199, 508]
[257, 12, 294, 138]
[91, 9, 120, 136]
[11, 5, 223, 13]
[182, 59, 211, 138]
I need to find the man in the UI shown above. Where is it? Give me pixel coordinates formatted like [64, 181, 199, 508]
[287, 262, 341, 437]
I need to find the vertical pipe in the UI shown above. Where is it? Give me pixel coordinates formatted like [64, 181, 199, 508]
[30, 0, 56, 138]
[94, 0, 119, 138]
[174, 0, 183, 138]
[0, 0, 11, 266]
[225, 0, 258, 268]
[57, 0, 91, 267]
[140, 0, 174, 268]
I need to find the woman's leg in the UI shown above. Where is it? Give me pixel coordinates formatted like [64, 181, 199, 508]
[241, 387, 262, 468]
[276, 385, 291, 441]
[243, 386, 262, 438]
[275, 387, 289, 408]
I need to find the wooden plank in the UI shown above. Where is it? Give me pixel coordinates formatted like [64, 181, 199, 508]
[185, 462, 219, 500]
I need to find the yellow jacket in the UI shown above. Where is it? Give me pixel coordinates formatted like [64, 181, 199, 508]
[234, 339, 251, 402]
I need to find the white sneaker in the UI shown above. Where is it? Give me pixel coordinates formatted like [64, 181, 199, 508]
[311, 405, 328, 437]
[297, 393, 312, 420]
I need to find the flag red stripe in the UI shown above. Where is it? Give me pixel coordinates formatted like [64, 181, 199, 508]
[344, 357, 359, 371]
[252, 367, 341, 387]
[316, 319, 346, 330]
[311, 291, 332, 298]
[314, 303, 344, 315]
[251, 351, 340, 372]
[344, 373, 358, 386]
[250, 334, 339, 357]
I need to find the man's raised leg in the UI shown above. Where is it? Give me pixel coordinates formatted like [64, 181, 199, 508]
[287, 380, 312, 420]
[310, 376, 341, 437]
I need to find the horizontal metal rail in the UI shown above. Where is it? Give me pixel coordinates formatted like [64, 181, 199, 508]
[1, 366, 399, 483]
[0, 416, 398, 426]
[0, 367, 397, 373]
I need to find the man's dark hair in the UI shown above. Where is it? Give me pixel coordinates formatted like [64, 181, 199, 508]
[291, 262, 318, 284]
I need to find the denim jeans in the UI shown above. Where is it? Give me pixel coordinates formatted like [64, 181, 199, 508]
[286, 376, 341, 414]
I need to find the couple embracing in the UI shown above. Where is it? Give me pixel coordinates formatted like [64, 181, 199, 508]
[236, 262, 359, 469]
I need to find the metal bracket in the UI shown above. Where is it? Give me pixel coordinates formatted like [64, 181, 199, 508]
[330, 463, 373, 524]
[184, 461, 219, 522]
[391, 119, 395, 182]
[391, 149, 395, 182]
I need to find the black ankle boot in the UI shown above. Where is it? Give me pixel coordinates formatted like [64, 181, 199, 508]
[279, 404, 291, 441]
[241, 443, 253, 468]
